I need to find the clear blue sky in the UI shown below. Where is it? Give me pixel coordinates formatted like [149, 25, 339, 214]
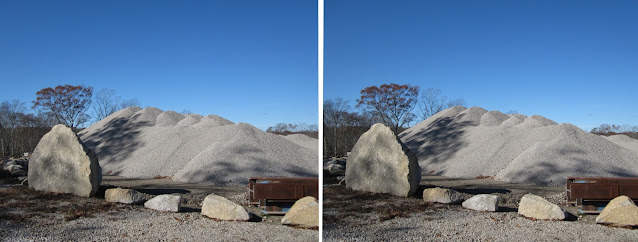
[325, 0, 638, 131]
[0, 0, 317, 130]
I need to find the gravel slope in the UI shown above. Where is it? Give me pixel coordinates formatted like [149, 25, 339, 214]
[79, 107, 317, 185]
[399, 106, 638, 185]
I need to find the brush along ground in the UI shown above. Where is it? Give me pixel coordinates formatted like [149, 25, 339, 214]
[0, 175, 317, 241]
[323, 175, 638, 241]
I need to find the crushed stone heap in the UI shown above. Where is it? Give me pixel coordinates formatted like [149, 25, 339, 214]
[399, 106, 638, 185]
[79, 107, 318, 185]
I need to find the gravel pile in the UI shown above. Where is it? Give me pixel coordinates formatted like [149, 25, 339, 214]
[79, 107, 317, 185]
[281, 134, 318, 152]
[399, 106, 638, 185]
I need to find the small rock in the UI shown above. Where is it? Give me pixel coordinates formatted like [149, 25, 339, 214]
[462, 194, 499, 211]
[518, 194, 565, 220]
[201, 194, 249, 221]
[28, 124, 101, 197]
[327, 163, 345, 175]
[423, 187, 464, 204]
[282, 196, 319, 228]
[596, 196, 638, 227]
[105, 188, 146, 204]
[345, 123, 421, 197]
[8, 165, 27, 176]
[144, 194, 182, 212]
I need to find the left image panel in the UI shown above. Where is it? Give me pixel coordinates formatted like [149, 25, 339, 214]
[0, 1, 319, 240]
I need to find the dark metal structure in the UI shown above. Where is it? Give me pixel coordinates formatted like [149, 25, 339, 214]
[247, 177, 318, 215]
[566, 176, 638, 214]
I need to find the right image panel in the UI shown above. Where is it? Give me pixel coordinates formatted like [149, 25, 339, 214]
[323, 1, 638, 240]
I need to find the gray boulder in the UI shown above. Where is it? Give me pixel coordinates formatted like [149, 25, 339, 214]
[596, 196, 638, 227]
[28, 124, 101, 197]
[201, 194, 250, 221]
[423, 187, 464, 204]
[144, 194, 182, 212]
[462, 194, 499, 211]
[518, 194, 565, 220]
[282, 196, 319, 228]
[345, 123, 421, 197]
[105, 188, 146, 204]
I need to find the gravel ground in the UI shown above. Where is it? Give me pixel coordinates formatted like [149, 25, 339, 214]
[0, 175, 318, 241]
[323, 175, 638, 241]
[2, 208, 317, 241]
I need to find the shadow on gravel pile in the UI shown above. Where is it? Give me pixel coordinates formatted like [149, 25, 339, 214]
[0, 185, 131, 224]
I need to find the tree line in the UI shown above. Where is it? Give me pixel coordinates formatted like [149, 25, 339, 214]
[323, 83, 465, 157]
[1, 84, 139, 157]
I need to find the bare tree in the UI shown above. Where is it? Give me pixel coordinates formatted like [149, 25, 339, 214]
[119, 98, 140, 110]
[92, 89, 122, 121]
[32, 84, 93, 130]
[418, 88, 466, 120]
[357, 83, 419, 134]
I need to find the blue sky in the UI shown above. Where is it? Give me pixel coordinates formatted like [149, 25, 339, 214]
[325, 0, 638, 131]
[0, 0, 317, 130]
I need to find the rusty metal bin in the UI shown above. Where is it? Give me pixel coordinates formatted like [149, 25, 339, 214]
[566, 176, 638, 214]
[247, 177, 318, 215]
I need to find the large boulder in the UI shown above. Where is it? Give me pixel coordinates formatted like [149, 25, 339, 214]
[462, 194, 499, 211]
[28, 124, 101, 197]
[596, 196, 638, 227]
[422, 187, 464, 204]
[345, 123, 421, 197]
[105, 188, 146, 204]
[201, 194, 250, 221]
[518, 194, 565, 220]
[144, 194, 182, 212]
[282, 196, 319, 228]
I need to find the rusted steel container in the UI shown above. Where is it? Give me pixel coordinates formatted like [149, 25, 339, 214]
[247, 177, 318, 215]
[566, 176, 638, 214]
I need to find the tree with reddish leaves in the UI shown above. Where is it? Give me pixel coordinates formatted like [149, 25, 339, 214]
[32, 84, 93, 130]
[356, 83, 419, 134]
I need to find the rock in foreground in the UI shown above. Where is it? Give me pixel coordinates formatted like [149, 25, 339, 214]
[105, 188, 146, 204]
[145, 194, 182, 212]
[282, 196, 319, 228]
[518, 194, 564, 220]
[596, 196, 638, 227]
[201, 194, 250, 221]
[28, 124, 101, 197]
[345, 123, 421, 197]
[422, 187, 464, 204]
[462, 194, 499, 211]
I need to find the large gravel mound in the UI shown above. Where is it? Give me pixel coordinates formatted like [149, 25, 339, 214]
[79, 107, 317, 185]
[399, 106, 638, 185]
[280, 134, 318, 152]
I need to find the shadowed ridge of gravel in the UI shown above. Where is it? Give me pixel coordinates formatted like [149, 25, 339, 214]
[176, 114, 204, 126]
[155, 111, 185, 126]
[400, 106, 638, 185]
[453, 107, 488, 126]
[516, 114, 558, 128]
[479, 110, 510, 126]
[129, 107, 163, 126]
[501, 114, 528, 126]
[80, 108, 317, 185]
[192, 114, 234, 128]
[79, 106, 141, 137]
[280, 134, 318, 152]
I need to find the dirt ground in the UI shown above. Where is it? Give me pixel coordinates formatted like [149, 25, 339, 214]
[0, 173, 289, 229]
[323, 174, 599, 228]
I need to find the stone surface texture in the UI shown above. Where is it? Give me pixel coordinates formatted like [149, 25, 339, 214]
[281, 196, 319, 228]
[28, 124, 101, 197]
[462, 194, 499, 211]
[345, 123, 421, 197]
[144, 194, 182, 212]
[596, 196, 638, 227]
[201, 194, 250, 221]
[422, 187, 464, 204]
[518, 194, 565, 220]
